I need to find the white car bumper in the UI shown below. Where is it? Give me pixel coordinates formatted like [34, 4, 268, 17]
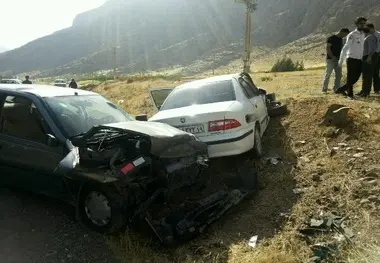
[201, 128, 255, 158]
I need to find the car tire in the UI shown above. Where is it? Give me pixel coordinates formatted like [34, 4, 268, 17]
[252, 125, 263, 158]
[268, 102, 288, 117]
[78, 184, 127, 234]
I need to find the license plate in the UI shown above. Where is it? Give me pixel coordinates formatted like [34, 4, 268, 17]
[179, 124, 205, 134]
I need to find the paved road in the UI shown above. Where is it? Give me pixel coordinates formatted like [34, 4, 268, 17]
[0, 187, 122, 263]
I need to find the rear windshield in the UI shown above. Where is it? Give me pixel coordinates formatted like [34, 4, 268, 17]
[161, 80, 236, 111]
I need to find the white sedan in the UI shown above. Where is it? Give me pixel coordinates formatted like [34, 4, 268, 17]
[148, 73, 270, 158]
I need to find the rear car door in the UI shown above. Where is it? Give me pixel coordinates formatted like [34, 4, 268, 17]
[238, 76, 269, 134]
[149, 87, 174, 112]
[0, 93, 68, 198]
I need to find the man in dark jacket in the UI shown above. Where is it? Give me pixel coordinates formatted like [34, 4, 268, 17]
[22, 75, 32, 84]
[321, 28, 350, 93]
[69, 79, 78, 89]
[357, 23, 378, 97]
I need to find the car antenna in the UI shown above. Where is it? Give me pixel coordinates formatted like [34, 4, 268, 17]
[74, 92, 78, 96]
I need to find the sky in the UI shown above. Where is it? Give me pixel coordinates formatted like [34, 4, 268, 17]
[0, 0, 106, 50]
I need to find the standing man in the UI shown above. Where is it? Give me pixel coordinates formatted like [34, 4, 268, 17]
[373, 25, 380, 94]
[336, 17, 367, 99]
[357, 23, 378, 97]
[69, 79, 78, 89]
[22, 75, 32, 84]
[322, 28, 350, 93]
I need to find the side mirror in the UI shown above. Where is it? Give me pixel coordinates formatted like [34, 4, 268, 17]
[157, 105, 162, 110]
[135, 114, 148, 121]
[46, 134, 59, 147]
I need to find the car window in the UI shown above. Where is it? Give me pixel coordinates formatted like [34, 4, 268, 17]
[244, 76, 260, 95]
[239, 77, 259, 98]
[44, 95, 134, 137]
[0, 95, 48, 143]
[161, 80, 236, 111]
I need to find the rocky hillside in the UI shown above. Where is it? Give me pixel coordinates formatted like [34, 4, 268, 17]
[0, 0, 379, 76]
[0, 46, 8, 54]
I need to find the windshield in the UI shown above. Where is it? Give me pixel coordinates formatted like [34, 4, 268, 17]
[160, 80, 236, 111]
[44, 95, 134, 137]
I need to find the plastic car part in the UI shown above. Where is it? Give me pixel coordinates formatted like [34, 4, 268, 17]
[143, 167, 259, 246]
[266, 93, 276, 103]
[268, 102, 288, 117]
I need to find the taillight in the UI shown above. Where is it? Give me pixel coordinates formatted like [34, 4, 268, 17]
[208, 119, 241, 132]
[121, 162, 135, 174]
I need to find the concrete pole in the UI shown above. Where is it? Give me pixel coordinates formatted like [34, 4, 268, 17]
[113, 46, 117, 80]
[243, 7, 252, 73]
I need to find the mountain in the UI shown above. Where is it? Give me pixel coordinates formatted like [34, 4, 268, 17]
[0, 46, 8, 54]
[0, 0, 379, 76]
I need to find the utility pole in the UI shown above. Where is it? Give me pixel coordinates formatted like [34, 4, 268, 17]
[243, 6, 252, 73]
[213, 52, 215, 75]
[113, 46, 117, 80]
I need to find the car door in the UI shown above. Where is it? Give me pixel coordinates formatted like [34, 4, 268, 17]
[238, 76, 269, 135]
[0, 93, 68, 199]
[149, 87, 175, 112]
[245, 77, 269, 133]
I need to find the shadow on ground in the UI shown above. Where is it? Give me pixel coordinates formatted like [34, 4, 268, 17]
[114, 116, 300, 263]
[185, 116, 299, 262]
[0, 116, 299, 263]
[0, 187, 121, 263]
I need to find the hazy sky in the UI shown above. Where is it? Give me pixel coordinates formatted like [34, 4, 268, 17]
[0, 0, 106, 50]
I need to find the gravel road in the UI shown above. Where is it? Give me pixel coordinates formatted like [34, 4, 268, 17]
[0, 187, 122, 263]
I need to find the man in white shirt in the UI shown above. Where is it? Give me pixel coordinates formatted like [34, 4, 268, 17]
[373, 25, 380, 94]
[336, 17, 367, 99]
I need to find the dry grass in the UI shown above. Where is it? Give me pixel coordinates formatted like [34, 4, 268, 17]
[92, 68, 380, 263]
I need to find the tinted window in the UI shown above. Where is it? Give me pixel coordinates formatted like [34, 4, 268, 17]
[44, 95, 134, 137]
[239, 77, 259, 98]
[161, 80, 236, 110]
[150, 88, 173, 108]
[0, 95, 47, 143]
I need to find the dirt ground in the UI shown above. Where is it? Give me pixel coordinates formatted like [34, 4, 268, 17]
[2, 70, 380, 262]
[109, 94, 380, 263]
[0, 187, 121, 263]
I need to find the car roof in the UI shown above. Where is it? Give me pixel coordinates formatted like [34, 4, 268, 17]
[176, 74, 239, 90]
[0, 84, 96, 98]
[1, 79, 20, 81]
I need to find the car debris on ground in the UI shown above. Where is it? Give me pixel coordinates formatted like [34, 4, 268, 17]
[141, 166, 259, 246]
[248, 235, 259, 248]
[298, 211, 355, 262]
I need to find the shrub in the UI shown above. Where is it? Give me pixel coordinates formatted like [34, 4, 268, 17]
[260, 76, 273, 82]
[271, 57, 304, 72]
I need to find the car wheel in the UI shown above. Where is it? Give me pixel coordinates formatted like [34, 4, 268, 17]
[78, 185, 127, 234]
[252, 125, 263, 158]
[268, 102, 288, 117]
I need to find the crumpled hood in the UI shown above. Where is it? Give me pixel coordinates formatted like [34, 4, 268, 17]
[104, 121, 208, 158]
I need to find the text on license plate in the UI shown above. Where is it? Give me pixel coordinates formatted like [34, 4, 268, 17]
[179, 125, 205, 134]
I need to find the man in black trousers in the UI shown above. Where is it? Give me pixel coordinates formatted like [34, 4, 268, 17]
[357, 23, 378, 97]
[373, 25, 380, 94]
[336, 17, 367, 99]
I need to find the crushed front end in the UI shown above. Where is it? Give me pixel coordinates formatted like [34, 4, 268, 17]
[57, 121, 257, 245]
[64, 122, 209, 222]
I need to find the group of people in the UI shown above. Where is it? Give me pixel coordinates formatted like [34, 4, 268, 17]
[322, 17, 380, 99]
[20, 75, 78, 89]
